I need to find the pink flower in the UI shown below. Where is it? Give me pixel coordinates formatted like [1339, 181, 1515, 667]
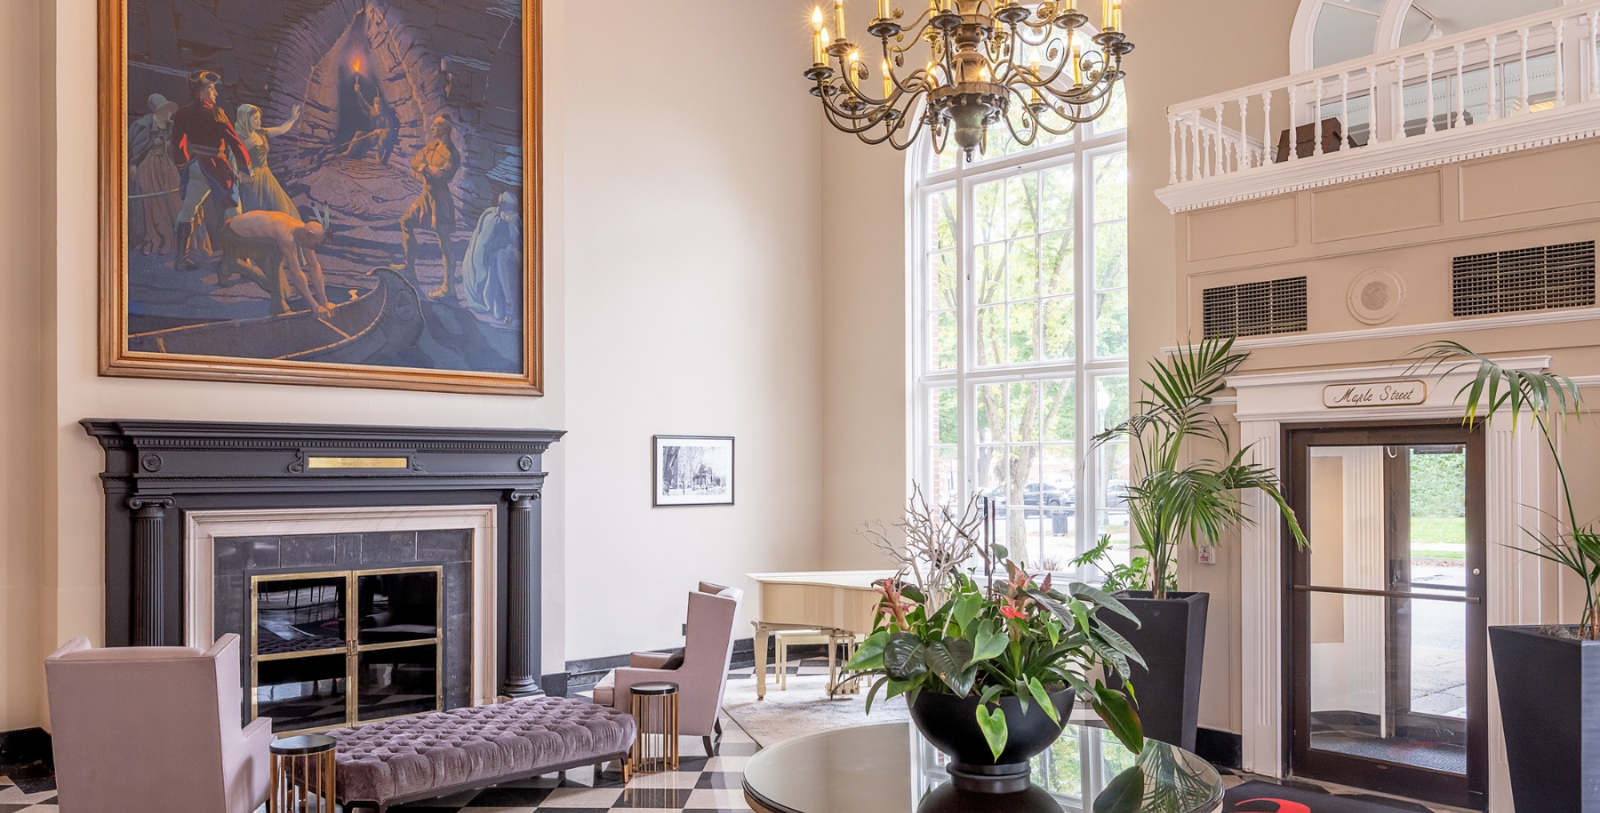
[1000, 605, 1028, 620]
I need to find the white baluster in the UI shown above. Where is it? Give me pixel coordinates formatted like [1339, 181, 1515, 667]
[1191, 113, 1202, 178]
[1557, 19, 1567, 107]
[1340, 72, 1350, 148]
[1455, 43, 1465, 129]
[1591, 10, 1599, 102]
[1395, 56, 1407, 139]
[1426, 51, 1436, 133]
[1262, 91, 1272, 165]
[1488, 35, 1499, 121]
[1521, 28, 1530, 115]
[1171, 110, 1184, 184]
[1238, 96, 1251, 168]
[1214, 103, 1224, 175]
[1314, 78, 1325, 156]
[1178, 116, 1189, 182]
[1288, 84, 1299, 162]
[1367, 66, 1377, 144]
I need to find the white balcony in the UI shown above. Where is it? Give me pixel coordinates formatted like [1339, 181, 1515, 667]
[1157, 0, 1600, 213]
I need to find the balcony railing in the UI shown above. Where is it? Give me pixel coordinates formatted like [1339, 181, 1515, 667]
[1157, 0, 1600, 212]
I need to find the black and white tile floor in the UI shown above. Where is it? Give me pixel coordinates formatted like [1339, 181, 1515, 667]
[0, 658, 1469, 813]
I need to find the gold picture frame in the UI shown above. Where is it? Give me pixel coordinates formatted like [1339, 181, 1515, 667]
[99, 0, 543, 395]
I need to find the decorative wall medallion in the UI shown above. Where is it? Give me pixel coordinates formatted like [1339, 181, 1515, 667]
[1322, 379, 1428, 408]
[1347, 268, 1406, 325]
[518, 455, 535, 472]
[140, 453, 163, 472]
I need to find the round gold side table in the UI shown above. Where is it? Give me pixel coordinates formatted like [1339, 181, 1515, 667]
[270, 733, 337, 813]
[629, 681, 680, 773]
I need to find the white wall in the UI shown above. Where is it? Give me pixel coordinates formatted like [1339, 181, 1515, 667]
[560, 0, 825, 660]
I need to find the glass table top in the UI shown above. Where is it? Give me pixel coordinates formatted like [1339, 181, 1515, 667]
[742, 722, 1223, 813]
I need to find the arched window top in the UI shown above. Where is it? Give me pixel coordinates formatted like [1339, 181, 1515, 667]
[1291, 0, 1563, 72]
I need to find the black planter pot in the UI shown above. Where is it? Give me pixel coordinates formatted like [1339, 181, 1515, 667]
[1489, 625, 1600, 812]
[909, 687, 1075, 793]
[1101, 591, 1209, 752]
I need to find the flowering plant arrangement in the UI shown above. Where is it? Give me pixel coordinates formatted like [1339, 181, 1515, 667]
[846, 488, 1145, 760]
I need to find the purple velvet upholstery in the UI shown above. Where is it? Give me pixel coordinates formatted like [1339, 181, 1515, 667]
[329, 697, 635, 810]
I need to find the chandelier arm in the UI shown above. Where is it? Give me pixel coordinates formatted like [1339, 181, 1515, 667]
[1030, 105, 1085, 135]
[1011, 23, 1058, 49]
[1042, 90, 1113, 125]
[1045, 74, 1117, 108]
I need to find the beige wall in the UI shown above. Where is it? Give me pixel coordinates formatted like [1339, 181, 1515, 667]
[818, 128, 911, 571]
[559, 0, 826, 660]
[2, 0, 829, 730]
[1125, 0, 1301, 735]
[0, 0, 44, 733]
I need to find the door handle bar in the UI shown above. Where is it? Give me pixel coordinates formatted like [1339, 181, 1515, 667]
[1293, 584, 1482, 604]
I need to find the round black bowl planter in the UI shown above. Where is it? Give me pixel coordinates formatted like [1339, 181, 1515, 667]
[909, 687, 1075, 793]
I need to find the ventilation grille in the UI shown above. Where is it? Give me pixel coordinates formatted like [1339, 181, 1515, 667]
[1453, 241, 1595, 317]
[1202, 277, 1308, 339]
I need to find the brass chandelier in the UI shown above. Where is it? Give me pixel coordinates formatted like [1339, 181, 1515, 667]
[805, 0, 1132, 160]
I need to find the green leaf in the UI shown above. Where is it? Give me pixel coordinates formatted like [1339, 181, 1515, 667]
[951, 592, 983, 633]
[1072, 582, 1141, 625]
[901, 584, 927, 604]
[1070, 600, 1093, 636]
[979, 684, 1004, 705]
[975, 704, 1009, 761]
[864, 676, 890, 715]
[845, 630, 889, 670]
[1092, 682, 1144, 754]
[990, 543, 1009, 561]
[924, 637, 979, 696]
[1094, 622, 1148, 671]
[883, 632, 928, 681]
[1093, 766, 1147, 813]
[1027, 677, 1060, 724]
[1015, 679, 1031, 716]
[970, 619, 1009, 664]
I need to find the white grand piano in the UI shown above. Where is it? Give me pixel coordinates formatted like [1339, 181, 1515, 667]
[745, 570, 897, 699]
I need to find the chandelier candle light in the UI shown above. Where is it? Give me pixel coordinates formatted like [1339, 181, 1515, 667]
[805, 0, 1132, 160]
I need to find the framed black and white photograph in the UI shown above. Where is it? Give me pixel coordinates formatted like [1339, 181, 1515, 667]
[653, 435, 734, 507]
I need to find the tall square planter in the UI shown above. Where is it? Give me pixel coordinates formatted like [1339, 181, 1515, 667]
[1489, 625, 1600, 812]
[1101, 591, 1209, 751]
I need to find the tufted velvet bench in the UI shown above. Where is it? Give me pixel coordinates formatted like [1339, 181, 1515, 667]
[327, 697, 637, 812]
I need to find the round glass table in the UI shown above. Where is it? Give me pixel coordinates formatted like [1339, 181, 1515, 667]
[743, 722, 1223, 813]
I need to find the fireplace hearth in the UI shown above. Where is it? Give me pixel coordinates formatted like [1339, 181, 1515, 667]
[82, 420, 564, 709]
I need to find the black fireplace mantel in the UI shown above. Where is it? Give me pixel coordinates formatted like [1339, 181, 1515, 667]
[82, 419, 565, 698]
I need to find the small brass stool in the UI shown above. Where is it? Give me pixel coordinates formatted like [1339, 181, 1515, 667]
[629, 681, 680, 773]
[270, 734, 337, 813]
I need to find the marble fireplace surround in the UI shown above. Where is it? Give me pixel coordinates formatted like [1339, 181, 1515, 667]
[186, 505, 499, 707]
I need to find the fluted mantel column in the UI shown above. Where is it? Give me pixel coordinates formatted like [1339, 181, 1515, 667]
[502, 490, 544, 697]
[128, 496, 175, 646]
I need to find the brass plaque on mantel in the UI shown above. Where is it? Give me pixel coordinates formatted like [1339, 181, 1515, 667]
[1323, 380, 1428, 409]
[306, 457, 410, 470]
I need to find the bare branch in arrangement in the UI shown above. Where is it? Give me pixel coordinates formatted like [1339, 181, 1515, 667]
[857, 483, 986, 610]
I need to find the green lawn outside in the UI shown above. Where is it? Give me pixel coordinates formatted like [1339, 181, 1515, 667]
[1412, 516, 1466, 560]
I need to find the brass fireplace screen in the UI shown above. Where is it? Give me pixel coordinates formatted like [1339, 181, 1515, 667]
[251, 566, 444, 734]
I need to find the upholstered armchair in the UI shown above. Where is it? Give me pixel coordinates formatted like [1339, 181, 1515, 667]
[594, 581, 743, 756]
[45, 634, 273, 813]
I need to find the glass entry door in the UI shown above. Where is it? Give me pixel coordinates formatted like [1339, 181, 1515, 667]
[1286, 424, 1487, 811]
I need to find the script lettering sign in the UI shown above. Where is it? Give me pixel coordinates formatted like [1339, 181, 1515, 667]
[1323, 380, 1428, 409]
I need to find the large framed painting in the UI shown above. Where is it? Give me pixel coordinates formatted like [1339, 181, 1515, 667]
[99, 0, 543, 394]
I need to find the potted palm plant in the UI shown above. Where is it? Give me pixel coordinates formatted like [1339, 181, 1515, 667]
[846, 487, 1145, 794]
[1409, 342, 1593, 812]
[1084, 337, 1306, 751]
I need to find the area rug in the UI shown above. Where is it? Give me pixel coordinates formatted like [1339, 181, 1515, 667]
[720, 673, 909, 747]
[1223, 781, 1436, 813]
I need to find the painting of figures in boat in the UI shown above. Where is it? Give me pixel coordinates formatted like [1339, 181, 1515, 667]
[100, 0, 542, 394]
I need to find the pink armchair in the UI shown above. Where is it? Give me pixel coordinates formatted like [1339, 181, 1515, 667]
[594, 582, 743, 756]
[45, 634, 273, 813]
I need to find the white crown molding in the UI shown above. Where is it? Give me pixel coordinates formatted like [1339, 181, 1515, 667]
[1226, 355, 1549, 390]
[1160, 307, 1600, 355]
[1156, 102, 1600, 214]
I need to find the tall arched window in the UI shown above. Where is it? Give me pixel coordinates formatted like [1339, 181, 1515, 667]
[911, 92, 1130, 572]
[1293, 0, 1562, 71]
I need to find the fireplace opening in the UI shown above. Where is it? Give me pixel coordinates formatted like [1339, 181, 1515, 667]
[251, 566, 443, 734]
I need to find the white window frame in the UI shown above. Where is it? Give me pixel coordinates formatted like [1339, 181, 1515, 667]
[910, 117, 1130, 574]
